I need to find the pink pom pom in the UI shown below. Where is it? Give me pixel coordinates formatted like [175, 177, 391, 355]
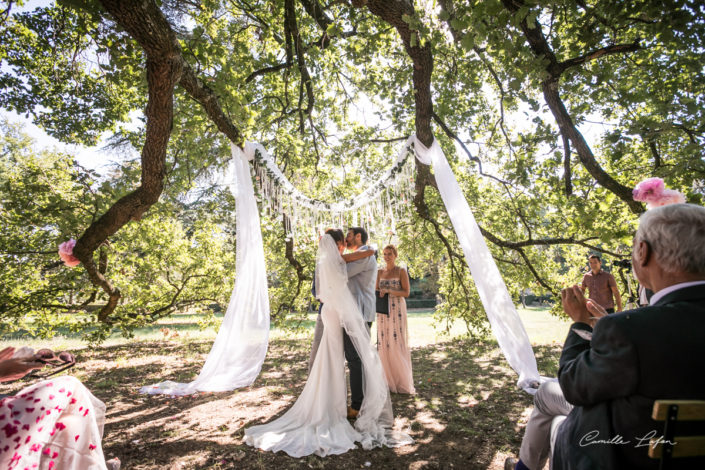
[58, 239, 80, 267]
[632, 177, 665, 202]
[632, 178, 686, 209]
[648, 189, 686, 208]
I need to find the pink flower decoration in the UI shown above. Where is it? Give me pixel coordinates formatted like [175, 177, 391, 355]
[58, 239, 80, 267]
[632, 177, 686, 209]
[648, 189, 686, 208]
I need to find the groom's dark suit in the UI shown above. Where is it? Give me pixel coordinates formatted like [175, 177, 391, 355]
[553, 284, 705, 469]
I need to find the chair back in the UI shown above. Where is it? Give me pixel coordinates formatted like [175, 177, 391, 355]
[649, 400, 705, 469]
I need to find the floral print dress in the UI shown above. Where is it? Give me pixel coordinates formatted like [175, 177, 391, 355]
[377, 276, 415, 394]
[0, 376, 107, 469]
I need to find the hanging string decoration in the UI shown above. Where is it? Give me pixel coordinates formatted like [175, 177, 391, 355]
[241, 139, 418, 245]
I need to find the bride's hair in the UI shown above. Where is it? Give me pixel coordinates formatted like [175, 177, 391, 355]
[325, 228, 344, 245]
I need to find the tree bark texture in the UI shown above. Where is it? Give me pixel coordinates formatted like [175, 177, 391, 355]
[72, 0, 184, 322]
[69, 0, 251, 323]
[358, 0, 438, 231]
[362, 0, 434, 147]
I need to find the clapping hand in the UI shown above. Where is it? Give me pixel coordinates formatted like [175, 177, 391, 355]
[0, 347, 75, 383]
[561, 285, 594, 326]
[586, 299, 609, 325]
[33, 348, 74, 365]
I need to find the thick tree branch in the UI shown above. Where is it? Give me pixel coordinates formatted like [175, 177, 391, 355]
[646, 137, 662, 169]
[357, 0, 433, 146]
[284, 0, 314, 133]
[562, 132, 572, 195]
[72, 0, 185, 324]
[72, 0, 249, 324]
[180, 67, 244, 146]
[245, 62, 293, 83]
[299, 0, 333, 48]
[557, 41, 641, 73]
[516, 247, 556, 294]
[500, 0, 643, 213]
[276, 213, 308, 319]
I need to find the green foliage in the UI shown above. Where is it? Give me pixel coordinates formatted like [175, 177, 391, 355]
[0, 4, 144, 145]
[1, 0, 703, 342]
[0, 121, 235, 342]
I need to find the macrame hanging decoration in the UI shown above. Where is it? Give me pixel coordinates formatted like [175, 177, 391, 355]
[242, 141, 417, 245]
[238, 137, 541, 394]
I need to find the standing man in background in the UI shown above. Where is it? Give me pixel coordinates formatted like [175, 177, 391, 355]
[581, 254, 622, 313]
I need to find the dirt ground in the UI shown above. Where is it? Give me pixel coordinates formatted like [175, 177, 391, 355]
[2, 337, 562, 469]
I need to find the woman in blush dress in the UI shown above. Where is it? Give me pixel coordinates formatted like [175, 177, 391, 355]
[376, 245, 415, 394]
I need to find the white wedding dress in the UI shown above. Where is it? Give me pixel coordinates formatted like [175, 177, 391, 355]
[244, 235, 413, 457]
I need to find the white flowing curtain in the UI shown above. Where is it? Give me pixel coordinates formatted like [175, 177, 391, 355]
[141, 145, 270, 396]
[412, 137, 541, 393]
[141, 134, 541, 395]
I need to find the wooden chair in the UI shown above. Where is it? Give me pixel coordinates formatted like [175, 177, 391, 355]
[649, 400, 705, 469]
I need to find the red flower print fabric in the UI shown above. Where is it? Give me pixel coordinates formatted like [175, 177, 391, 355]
[0, 376, 107, 469]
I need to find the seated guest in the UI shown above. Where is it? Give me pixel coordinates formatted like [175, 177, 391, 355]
[0, 346, 119, 469]
[506, 203, 705, 470]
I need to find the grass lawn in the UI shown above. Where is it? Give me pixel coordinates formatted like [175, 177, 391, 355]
[1, 306, 570, 469]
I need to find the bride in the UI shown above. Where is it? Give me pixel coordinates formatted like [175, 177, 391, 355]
[244, 234, 413, 457]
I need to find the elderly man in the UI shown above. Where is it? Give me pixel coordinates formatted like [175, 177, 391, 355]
[506, 203, 705, 470]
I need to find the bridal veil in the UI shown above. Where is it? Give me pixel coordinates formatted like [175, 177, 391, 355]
[244, 234, 412, 456]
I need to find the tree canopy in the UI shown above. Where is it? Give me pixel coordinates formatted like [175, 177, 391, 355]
[1, 0, 703, 341]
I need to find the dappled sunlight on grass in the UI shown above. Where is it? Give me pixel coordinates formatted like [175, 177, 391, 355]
[0, 306, 571, 468]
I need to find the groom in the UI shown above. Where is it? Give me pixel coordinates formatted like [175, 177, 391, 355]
[344, 226, 377, 419]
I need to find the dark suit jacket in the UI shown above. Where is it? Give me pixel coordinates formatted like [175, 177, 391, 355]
[553, 284, 705, 470]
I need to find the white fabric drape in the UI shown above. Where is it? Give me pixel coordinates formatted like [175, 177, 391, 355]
[412, 137, 541, 393]
[140, 145, 270, 395]
[140, 135, 541, 396]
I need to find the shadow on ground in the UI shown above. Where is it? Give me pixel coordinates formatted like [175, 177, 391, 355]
[2, 337, 562, 469]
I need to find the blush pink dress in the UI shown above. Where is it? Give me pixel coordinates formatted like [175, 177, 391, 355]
[377, 273, 415, 394]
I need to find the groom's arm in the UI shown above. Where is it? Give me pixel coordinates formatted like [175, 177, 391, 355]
[346, 255, 374, 278]
[342, 249, 374, 262]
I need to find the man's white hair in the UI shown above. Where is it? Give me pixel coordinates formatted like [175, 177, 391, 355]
[636, 203, 705, 275]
